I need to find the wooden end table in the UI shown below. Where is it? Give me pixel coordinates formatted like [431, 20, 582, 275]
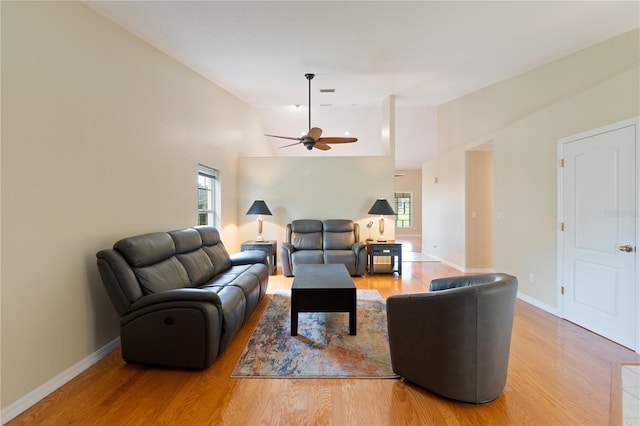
[240, 240, 277, 275]
[367, 241, 402, 275]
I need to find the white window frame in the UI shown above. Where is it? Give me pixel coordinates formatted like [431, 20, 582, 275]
[395, 192, 413, 228]
[197, 164, 219, 227]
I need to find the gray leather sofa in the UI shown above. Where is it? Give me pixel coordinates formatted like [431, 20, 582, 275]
[386, 273, 518, 403]
[281, 219, 367, 277]
[96, 226, 269, 369]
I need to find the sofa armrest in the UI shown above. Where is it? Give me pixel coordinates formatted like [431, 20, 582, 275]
[351, 241, 366, 254]
[121, 291, 223, 369]
[281, 242, 295, 277]
[130, 288, 222, 311]
[282, 242, 295, 253]
[230, 250, 267, 266]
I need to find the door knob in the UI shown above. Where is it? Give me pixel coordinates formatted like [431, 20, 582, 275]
[618, 245, 634, 253]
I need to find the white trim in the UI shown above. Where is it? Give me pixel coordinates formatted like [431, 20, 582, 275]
[424, 254, 464, 272]
[423, 254, 493, 274]
[1, 338, 121, 425]
[517, 292, 559, 316]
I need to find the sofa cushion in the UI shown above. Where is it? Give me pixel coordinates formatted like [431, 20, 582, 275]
[323, 220, 356, 250]
[324, 250, 357, 273]
[195, 226, 232, 273]
[290, 219, 323, 250]
[133, 257, 191, 294]
[169, 228, 215, 287]
[115, 232, 175, 268]
[291, 250, 324, 265]
[170, 228, 203, 253]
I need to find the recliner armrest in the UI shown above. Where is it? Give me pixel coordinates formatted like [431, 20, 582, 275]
[351, 241, 366, 254]
[281, 242, 295, 253]
[130, 288, 222, 311]
[230, 250, 267, 266]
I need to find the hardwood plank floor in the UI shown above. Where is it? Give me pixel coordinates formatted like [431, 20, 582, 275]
[9, 260, 640, 425]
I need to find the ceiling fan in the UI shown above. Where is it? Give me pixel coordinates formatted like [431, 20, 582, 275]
[265, 74, 358, 151]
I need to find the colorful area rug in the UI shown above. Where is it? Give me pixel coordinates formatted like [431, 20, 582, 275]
[231, 289, 397, 378]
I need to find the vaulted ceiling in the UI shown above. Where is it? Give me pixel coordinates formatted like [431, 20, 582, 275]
[85, 1, 639, 169]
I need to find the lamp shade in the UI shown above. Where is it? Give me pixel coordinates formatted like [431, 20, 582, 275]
[246, 200, 272, 216]
[368, 199, 395, 215]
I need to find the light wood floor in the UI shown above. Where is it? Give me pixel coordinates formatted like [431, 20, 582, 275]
[9, 251, 640, 425]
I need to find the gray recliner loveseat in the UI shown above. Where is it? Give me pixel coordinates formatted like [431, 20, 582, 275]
[281, 219, 367, 276]
[96, 226, 269, 369]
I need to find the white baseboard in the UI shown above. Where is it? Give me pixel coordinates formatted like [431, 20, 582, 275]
[1, 337, 121, 425]
[424, 253, 560, 316]
[517, 292, 559, 316]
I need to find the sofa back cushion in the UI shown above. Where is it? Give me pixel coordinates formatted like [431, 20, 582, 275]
[115, 232, 175, 267]
[134, 258, 192, 294]
[169, 228, 215, 287]
[195, 226, 232, 274]
[114, 232, 191, 294]
[323, 220, 357, 250]
[288, 220, 323, 250]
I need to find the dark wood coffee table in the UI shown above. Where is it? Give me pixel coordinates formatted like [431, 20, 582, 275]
[290, 264, 357, 336]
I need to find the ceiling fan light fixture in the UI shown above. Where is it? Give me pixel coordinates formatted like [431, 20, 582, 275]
[264, 74, 358, 151]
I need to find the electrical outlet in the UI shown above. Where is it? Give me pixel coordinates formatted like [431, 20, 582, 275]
[529, 273, 534, 283]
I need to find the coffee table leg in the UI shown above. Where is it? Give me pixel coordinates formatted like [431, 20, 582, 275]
[349, 289, 357, 335]
[291, 290, 298, 336]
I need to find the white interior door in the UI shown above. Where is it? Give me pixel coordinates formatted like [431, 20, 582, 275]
[560, 119, 637, 350]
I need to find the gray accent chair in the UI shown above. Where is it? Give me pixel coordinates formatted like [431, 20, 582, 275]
[386, 273, 518, 403]
[96, 226, 269, 369]
[281, 219, 367, 276]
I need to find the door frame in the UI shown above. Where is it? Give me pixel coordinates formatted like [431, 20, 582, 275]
[557, 116, 639, 353]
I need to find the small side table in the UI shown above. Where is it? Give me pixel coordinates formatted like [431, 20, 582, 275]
[240, 240, 277, 275]
[367, 241, 402, 275]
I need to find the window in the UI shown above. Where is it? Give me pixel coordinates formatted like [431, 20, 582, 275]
[198, 165, 219, 226]
[395, 192, 412, 228]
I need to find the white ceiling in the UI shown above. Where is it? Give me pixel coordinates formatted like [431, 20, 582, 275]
[85, 1, 639, 169]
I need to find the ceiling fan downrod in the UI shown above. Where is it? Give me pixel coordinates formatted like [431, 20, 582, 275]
[305, 73, 314, 130]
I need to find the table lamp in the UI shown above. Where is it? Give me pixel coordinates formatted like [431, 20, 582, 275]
[367, 199, 395, 242]
[246, 200, 272, 241]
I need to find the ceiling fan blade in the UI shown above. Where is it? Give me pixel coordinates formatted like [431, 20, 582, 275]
[318, 137, 358, 144]
[279, 141, 303, 148]
[307, 127, 322, 141]
[265, 134, 302, 141]
[314, 142, 331, 151]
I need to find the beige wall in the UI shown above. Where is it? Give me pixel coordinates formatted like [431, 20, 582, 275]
[465, 151, 493, 270]
[1, 2, 271, 409]
[394, 169, 422, 236]
[237, 156, 396, 244]
[423, 149, 466, 268]
[437, 30, 640, 154]
[429, 29, 639, 307]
